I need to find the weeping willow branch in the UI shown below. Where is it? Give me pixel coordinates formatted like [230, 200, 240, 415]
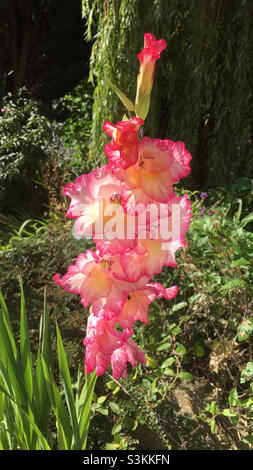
[83, 0, 253, 189]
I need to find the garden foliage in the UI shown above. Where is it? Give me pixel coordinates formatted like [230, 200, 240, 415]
[82, 0, 253, 188]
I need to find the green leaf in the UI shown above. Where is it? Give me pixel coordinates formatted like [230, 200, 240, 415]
[112, 385, 120, 395]
[0, 296, 26, 406]
[96, 407, 108, 416]
[237, 318, 253, 342]
[228, 388, 238, 406]
[160, 357, 175, 368]
[41, 357, 72, 450]
[0, 381, 51, 450]
[240, 212, 253, 229]
[105, 380, 118, 391]
[112, 422, 122, 435]
[109, 402, 120, 414]
[171, 302, 187, 313]
[97, 395, 107, 405]
[19, 278, 33, 405]
[0, 291, 17, 360]
[231, 257, 250, 267]
[175, 343, 187, 356]
[104, 78, 135, 112]
[157, 342, 171, 351]
[34, 294, 52, 435]
[123, 417, 138, 430]
[145, 355, 158, 368]
[179, 372, 194, 381]
[194, 341, 205, 357]
[40, 289, 53, 369]
[163, 368, 175, 376]
[56, 322, 81, 449]
[240, 361, 253, 384]
[220, 279, 245, 291]
[78, 370, 97, 450]
[223, 408, 239, 425]
[242, 434, 253, 445]
[170, 325, 182, 336]
[207, 401, 220, 416]
[105, 443, 118, 450]
[210, 419, 216, 434]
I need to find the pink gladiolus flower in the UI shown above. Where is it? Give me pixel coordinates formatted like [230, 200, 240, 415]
[63, 165, 122, 240]
[63, 164, 137, 253]
[135, 33, 166, 120]
[119, 137, 192, 212]
[119, 282, 178, 329]
[103, 117, 144, 171]
[119, 194, 192, 281]
[111, 338, 146, 379]
[53, 250, 149, 318]
[53, 32, 192, 380]
[83, 312, 132, 376]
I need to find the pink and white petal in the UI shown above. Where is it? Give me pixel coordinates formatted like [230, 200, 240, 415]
[121, 185, 155, 214]
[138, 137, 174, 173]
[111, 347, 129, 380]
[170, 141, 192, 182]
[120, 250, 147, 282]
[64, 177, 93, 219]
[125, 338, 146, 367]
[79, 267, 112, 306]
[117, 165, 141, 189]
[138, 137, 191, 180]
[142, 33, 166, 59]
[91, 286, 127, 318]
[95, 236, 136, 256]
[96, 167, 121, 201]
[76, 250, 99, 275]
[53, 270, 86, 295]
[146, 282, 178, 300]
[104, 143, 121, 173]
[53, 251, 96, 294]
[102, 121, 117, 139]
[111, 339, 146, 379]
[119, 291, 150, 329]
[140, 169, 174, 203]
[73, 213, 94, 239]
[83, 313, 128, 376]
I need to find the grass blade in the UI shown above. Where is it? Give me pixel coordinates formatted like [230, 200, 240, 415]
[79, 370, 97, 449]
[0, 291, 18, 360]
[0, 381, 51, 450]
[0, 296, 26, 406]
[34, 291, 52, 434]
[19, 277, 33, 404]
[56, 322, 81, 449]
[41, 356, 72, 450]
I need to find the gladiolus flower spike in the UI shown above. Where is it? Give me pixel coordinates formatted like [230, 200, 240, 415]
[54, 33, 192, 379]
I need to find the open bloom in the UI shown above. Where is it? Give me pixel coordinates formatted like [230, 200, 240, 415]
[119, 194, 192, 281]
[53, 250, 149, 318]
[119, 282, 178, 329]
[119, 137, 192, 213]
[63, 164, 137, 253]
[103, 117, 144, 171]
[135, 33, 166, 120]
[63, 165, 121, 239]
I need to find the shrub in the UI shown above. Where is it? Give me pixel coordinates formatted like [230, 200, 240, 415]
[0, 90, 64, 215]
